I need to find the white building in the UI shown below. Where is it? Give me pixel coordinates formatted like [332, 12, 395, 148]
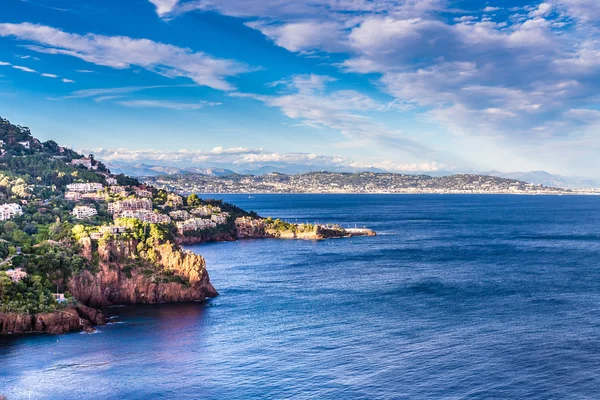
[176, 218, 216, 233]
[169, 210, 190, 220]
[71, 157, 94, 169]
[18, 141, 30, 149]
[66, 183, 104, 192]
[0, 203, 23, 221]
[110, 186, 126, 193]
[5, 268, 27, 282]
[90, 225, 128, 240]
[72, 205, 98, 219]
[134, 188, 153, 198]
[64, 191, 82, 201]
[109, 198, 153, 214]
[118, 210, 171, 224]
[211, 214, 228, 224]
[191, 205, 214, 216]
[167, 193, 184, 206]
[106, 177, 118, 185]
[82, 192, 106, 201]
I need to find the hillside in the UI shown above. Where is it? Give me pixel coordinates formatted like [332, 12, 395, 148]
[143, 171, 571, 194]
[0, 117, 248, 333]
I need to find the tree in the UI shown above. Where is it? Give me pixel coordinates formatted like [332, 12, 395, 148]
[187, 194, 201, 206]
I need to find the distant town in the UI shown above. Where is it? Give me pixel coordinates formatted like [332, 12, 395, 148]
[142, 172, 600, 195]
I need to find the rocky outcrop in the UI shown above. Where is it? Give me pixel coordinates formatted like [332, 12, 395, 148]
[175, 232, 237, 245]
[0, 304, 106, 335]
[69, 238, 218, 308]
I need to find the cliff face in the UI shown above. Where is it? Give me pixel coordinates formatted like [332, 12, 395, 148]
[0, 304, 105, 335]
[69, 237, 218, 308]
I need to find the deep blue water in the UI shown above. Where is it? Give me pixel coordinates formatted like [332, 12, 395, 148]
[2, 194, 600, 399]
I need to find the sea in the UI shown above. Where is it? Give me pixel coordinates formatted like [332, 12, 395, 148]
[1, 194, 600, 399]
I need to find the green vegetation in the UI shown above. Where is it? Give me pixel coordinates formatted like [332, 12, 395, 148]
[0, 116, 261, 315]
[264, 217, 317, 234]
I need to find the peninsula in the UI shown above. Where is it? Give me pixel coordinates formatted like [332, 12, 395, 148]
[143, 171, 585, 195]
[0, 117, 373, 335]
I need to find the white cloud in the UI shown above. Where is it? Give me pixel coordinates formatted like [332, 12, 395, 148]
[148, 0, 179, 16]
[117, 99, 220, 110]
[529, 2, 552, 17]
[84, 145, 442, 173]
[0, 22, 253, 90]
[0, 61, 11, 66]
[41, 73, 58, 78]
[246, 20, 346, 53]
[483, 6, 501, 12]
[12, 65, 36, 73]
[231, 74, 434, 157]
[62, 78, 75, 83]
[76, 69, 95, 73]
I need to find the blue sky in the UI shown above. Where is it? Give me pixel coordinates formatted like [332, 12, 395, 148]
[1, 0, 600, 176]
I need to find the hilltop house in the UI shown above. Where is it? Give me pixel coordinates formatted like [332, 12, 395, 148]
[18, 141, 30, 149]
[0, 203, 23, 220]
[90, 225, 127, 240]
[5, 268, 28, 282]
[72, 205, 97, 219]
[71, 157, 95, 169]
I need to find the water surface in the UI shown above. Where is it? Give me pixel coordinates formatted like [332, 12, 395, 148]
[2, 195, 600, 399]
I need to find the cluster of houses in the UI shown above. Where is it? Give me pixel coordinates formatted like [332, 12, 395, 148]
[66, 182, 104, 192]
[176, 218, 217, 233]
[176, 212, 230, 234]
[169, 210, 190, 220]
[118, 210, 171, 224]
[108, 198, 153, 214]
[0, 203, 23, 221]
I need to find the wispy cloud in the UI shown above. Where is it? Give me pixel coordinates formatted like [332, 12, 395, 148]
[61, 78, 75, 83]
[231, 74, 433, 157]
[41, 73, 58, 78]
[0, 22, 255, 91]
[12, 65, 36, 73]
[117, 99, 220, 110]
[0, 61, 11, 66]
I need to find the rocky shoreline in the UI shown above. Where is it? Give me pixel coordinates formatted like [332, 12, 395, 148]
[0, 226, 374, 336]
[0, 304, 106, 335]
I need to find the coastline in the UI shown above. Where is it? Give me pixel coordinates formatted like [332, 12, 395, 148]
[168, 191, 599, 196]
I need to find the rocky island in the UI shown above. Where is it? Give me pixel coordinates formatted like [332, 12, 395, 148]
[0, 116, 374, 335]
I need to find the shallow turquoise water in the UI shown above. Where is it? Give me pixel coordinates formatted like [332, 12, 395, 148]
[2, 195, 600, 399]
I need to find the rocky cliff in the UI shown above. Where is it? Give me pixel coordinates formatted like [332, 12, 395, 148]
[68, 237, 217, 308]
[175, 231, 237, 245]
[0, 304, 105, 335]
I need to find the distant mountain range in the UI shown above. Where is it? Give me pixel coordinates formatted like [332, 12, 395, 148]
[105, 161, 600, 189]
